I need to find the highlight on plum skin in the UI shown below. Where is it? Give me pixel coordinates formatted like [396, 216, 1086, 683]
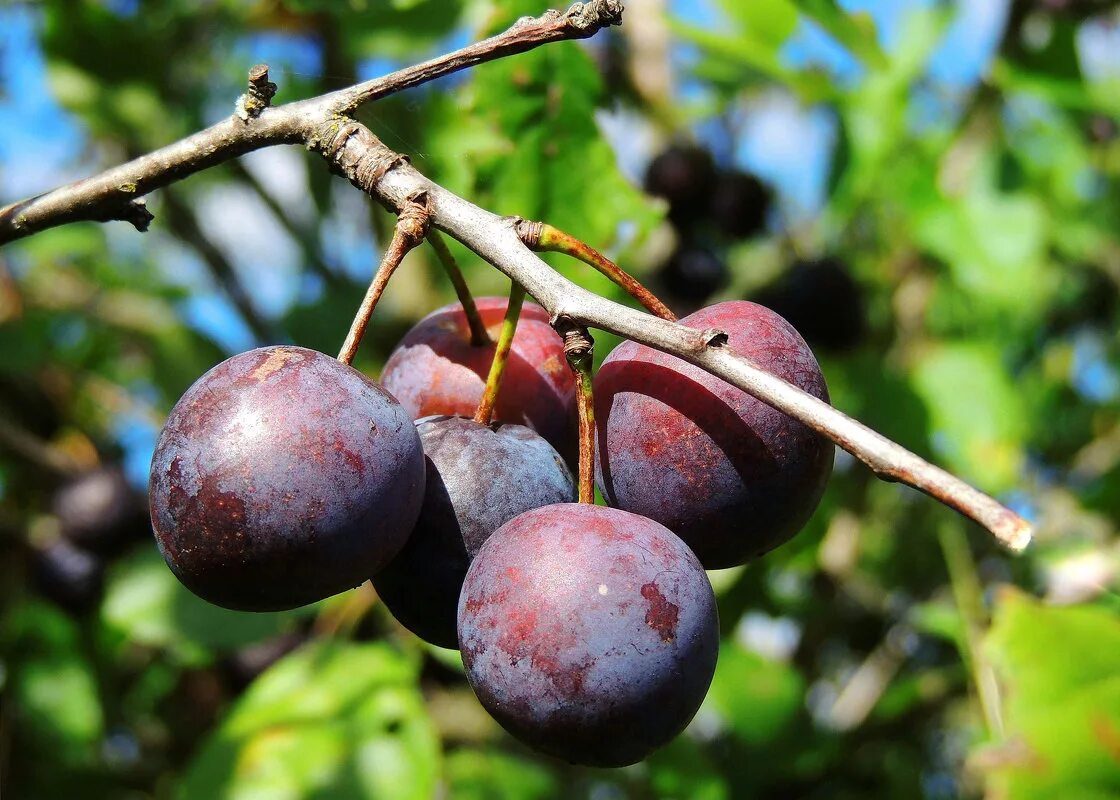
[373, 415, 575, 649]
[595, 300, 834, 569]
[457, 503, 719, 767]
[148, 346, 426, 612]
[379, 297, 577, 462]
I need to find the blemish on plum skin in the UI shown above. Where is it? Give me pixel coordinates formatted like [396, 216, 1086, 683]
[640, 581, 679, 642]
[250, 348, 297, 381]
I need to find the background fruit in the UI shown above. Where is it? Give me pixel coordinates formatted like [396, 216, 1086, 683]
[709, 169, 773, 240]
[458, 503, 719, 767]
[595, 301, 834, 568]
[752, 257, 866, 352]
[30, 537, 104, 615]
[657, 243, 728, 306]
[373, 415, 574, 649]
[644, 144, 718, 226]
[380, 298, 577, 463]
[149, 346, 425, 611]
[53, 466, 149, 555]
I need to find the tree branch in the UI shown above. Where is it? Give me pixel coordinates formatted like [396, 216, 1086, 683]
[0, 0, 1033, 552]
[320, 0, 624, 114]
[0, 0, 623, 246]
[321, 122, 1033, 552]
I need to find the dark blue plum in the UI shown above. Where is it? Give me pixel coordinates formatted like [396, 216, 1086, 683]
[595, 301, 833, 568]
[458, 504, 719, 767]
[373, 415, 574, 649]
[149, 346, 425, 611]
[31, 538, 104, 615]
[54, 466, 149, 555]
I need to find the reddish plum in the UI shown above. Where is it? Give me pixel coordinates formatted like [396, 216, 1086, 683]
[380, 298, 576, 461]
[374, 415, 574, 649]
[458, 504, 719, 767]
[595, 301, 833, 568]
[149, 346, 425, 611]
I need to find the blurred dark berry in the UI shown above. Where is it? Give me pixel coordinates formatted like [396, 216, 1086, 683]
[31, 538, 104, 615]
[53, 466, 149, 555]
[1088, 114, 1118, 144]
[710, 170, 773, 240]
[753, 257, 866, 353]
[659, 245, 728, 305]
[644, 145, 717, 227]
[220, 630, 307, 690]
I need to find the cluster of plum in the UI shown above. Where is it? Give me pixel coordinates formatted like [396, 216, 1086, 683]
[645, 144, 866, 353]
[148, 292, 833, 766]
[645, 144, 773, 306]
[28, 466, 150, 615]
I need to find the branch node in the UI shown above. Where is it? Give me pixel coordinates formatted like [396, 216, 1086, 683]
[236, 64, 278, 121]
[318, 120, 409, 195]
[95, 198, 153, 233]
[397, 191, 432, 246]
[553, 315, 594, 372]
[514, 217, 544, 248]
[702, 328, 729, 347]
[565, 0, 624, 32]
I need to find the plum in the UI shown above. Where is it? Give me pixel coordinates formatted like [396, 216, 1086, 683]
[149, 345, 425, 611]
[595, 301, 833, 568]
[380, 298, 576, 462]
[458, 503, 718, 767]
[373, 415, 574, 649]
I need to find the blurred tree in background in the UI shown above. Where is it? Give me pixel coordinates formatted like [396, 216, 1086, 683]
[1, 0, 1119, 797]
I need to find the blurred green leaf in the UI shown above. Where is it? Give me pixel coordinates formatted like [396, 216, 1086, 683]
[102, 547, 307, 665]
[2, 601, 103, 763]
[647, 735, 730, 800]
[467, 8, 661, 258]
[910, 343, 1026, 492]
[793, 0, 888, 69]
[976, 590, 1120, 799]
[181, 640, 439, 799]
[707, 642, 804, 745]
[444, 750, 559, 800]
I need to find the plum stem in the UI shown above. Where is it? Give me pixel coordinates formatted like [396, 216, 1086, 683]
[556, 318, 596, 504]
[473, 282, 525, 425]
[337, 194, 429, 365]
[427, 230, 490, 346]
[517, 220, 677, 322]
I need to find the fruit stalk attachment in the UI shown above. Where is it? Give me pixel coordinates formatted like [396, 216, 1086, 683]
[517, 219, 677, 322]
[427, 229, 490, 346]
[337, 193, 430, 365]
[555, 317, 596, 504]
[473, 281, 526, 425]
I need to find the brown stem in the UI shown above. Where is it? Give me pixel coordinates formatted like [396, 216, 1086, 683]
[473, 282, 525, 425]
[337, 195, 429, 365]
[518, 219, 677, 321]
[427, 229, 489, 346]
[324, 0, 623, 113]
[555, 318, 596, 504]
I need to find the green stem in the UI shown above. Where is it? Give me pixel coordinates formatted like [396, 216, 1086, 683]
[530, 223, 677, 321]
[427, 230, 490, 345]
[473, 282, 525, 425]
[938, 522, 1004, 740]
